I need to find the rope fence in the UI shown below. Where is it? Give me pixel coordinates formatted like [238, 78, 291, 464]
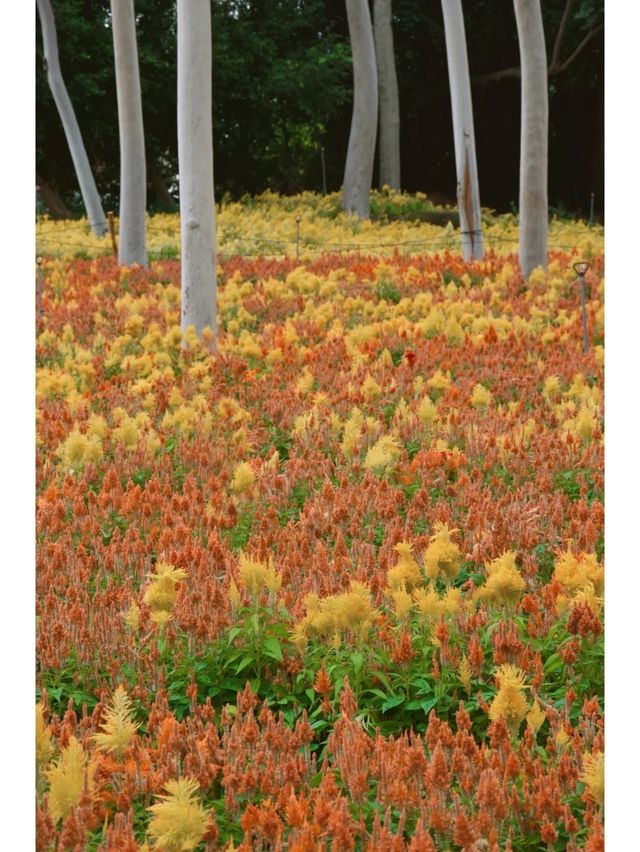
[36, 215, 604, 260]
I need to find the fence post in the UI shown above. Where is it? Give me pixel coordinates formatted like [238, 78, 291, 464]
[107, 211, 118, 257]
[36, 256, 44, 321]
[574, 262, 590, 353]
[295, 215, 301, 261]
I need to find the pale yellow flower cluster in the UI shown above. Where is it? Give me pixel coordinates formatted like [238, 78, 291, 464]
[292, 581, 377, 652]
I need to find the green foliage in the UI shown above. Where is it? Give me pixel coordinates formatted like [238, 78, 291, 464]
[36, 0, 603, 215]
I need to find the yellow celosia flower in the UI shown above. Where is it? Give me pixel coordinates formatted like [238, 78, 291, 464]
[56, 430, 90, 470]
[553, 549, 590, 593]
[488, 665, 529, 734]
[123, 602, 140, 632]
[363, 435, 401, 472]
[572, 405, 597, 441]
[423, 524, 462, 584]
[112, 416, 139, 450]
[471, 383, 493, 408]
[150, 609, 173, 629]
[475, 551, 526, 609]
[580, 752, 604, 807]
[458, 656, 472, 697]
[543, 375, 562, 401]
[340, 408, 364, 459]
[93, 686, 139, 757]
[36, 704, 54, 771]
[526, 700, 546, 734]
[296, 367, 315, 395]
[389, 586, 413, 618]
[144, 563, 187, 621]
[229, 579, 241, 609]
[362, 374, 382, 402]
[387, 542, 422, 590]
[418, 396, 438, 428]
[413, 586, 444, 620]
[294, 581, 377, 649]
[230, 461, 255, 495]
[427, 370, 451, 395]
[237, 553, 282, 596]
[46, 737, 95, 823]
[147, 777, 209, 852]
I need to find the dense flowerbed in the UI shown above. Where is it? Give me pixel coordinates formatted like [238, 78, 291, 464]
[36, 241, 604, 850]
[35, 190, 604, 262]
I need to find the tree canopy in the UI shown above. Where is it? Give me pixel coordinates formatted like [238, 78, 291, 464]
[36, 0, 603, 217]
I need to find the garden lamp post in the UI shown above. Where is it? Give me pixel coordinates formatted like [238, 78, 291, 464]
[573, 261, 590, 353]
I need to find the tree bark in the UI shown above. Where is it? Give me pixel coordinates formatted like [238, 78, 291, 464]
[36, 0, 108, 236]
[441, 0, 483, 261]
[36, 173, 73, 219]
[343, 0, 378, 219]
[514, 0, 548, 278]
[373, 0, 400, 190]
[111, 0, 148, 266]
[177, 0, 217, 348]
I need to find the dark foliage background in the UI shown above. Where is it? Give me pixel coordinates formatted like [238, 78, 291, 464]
[36, 0, 603, 218]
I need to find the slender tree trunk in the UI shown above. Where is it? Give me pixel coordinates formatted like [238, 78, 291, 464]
[514, 0, 548, 277]
[441, 0, 483, 260]
[343, 0, 378, 218]
[373, 0, 400, 190]
[111, 0, 148, 266]
[36, 0, 108, 236]
[177, 0, 217, 348]
[36, 173, 73, 219]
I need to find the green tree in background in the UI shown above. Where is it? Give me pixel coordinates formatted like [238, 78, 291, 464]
[36, 0, 603, 218]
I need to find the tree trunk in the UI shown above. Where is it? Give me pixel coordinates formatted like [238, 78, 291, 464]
[111, 0, 148, 266]
[343, 0, 378, 219]
[36, 0, 108, 236]
[514, 0, 548, 278]
[373, 0, 400, 190]
[36, 173, 73, 219]
[177, 0, 217, 348]
[441, 0, 483, 261]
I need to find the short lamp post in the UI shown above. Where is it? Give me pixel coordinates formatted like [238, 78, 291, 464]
[36, 255, 44, 321]
[573, 261, 590, 353]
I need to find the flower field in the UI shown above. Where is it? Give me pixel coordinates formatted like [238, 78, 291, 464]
[36, 204, 604, 850]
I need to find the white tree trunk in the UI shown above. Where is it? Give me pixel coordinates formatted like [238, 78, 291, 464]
[514, 0, 548, 277]
[177, 0, 217, 347]
[373, 0, 400, 190]
[111, 0, 148, 267]
[441, 0, 484, 261]
[36, 0, 107, 235]
[343, 0, 378, 219]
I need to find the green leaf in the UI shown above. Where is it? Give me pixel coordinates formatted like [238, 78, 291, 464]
[351, 652, 364, 675]
[381, 695, 405, 713]
[235, 656, 254, 674]
[227, 626, 243, 643]
[421, 697, 438, 714]
[263, 636, 283, 662]
[544, 653, 564, 674]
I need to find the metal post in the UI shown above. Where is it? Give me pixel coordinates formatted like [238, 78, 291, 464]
[36, 256, 44, 321]
[295, 215, 301, 261]
[589, 192, 595, 227]
[578, 273, 589, 353]
[320, 146, 327, 195]
[107, 211, 118, 256]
